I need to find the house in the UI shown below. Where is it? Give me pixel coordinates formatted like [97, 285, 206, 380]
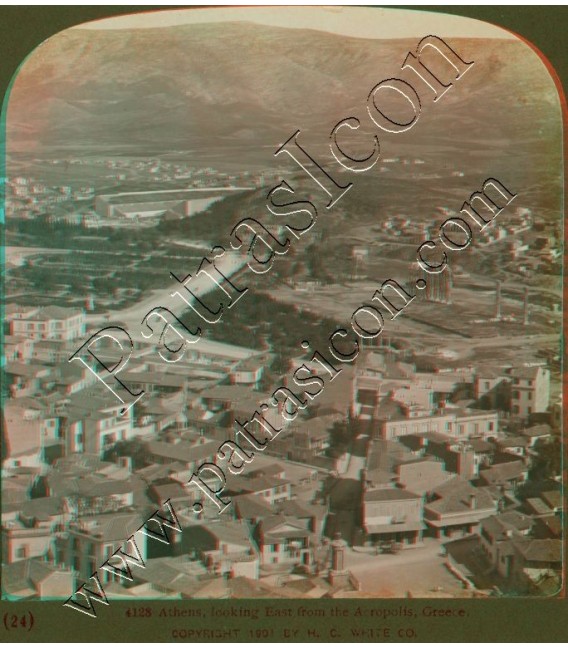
[289, 416, 335, 463]
[496, 436, 530, 458]
[181, 520, 259, 579]
[74, 478, 142, 512]
[255, 515, 313, 568]
[229, 355, 265, 386]
[395, 458, 450, 494]
[275, 500, 328, 539]
[467, 438, 494, 467]
[419, 435, 480, 480]
[509, 366, 550, 418]
[59, 390, 136, 456]
[520, 424, 553, 447]
[19, 496, 68, 531]
[132, 555, 208, 597]
[149, 482, 190, 510]
[7, 305, 85, 342]
[3, 399, 60, 469]
[2, 558, 75, 599]
[201, 385, 270, 418]
[478, 460, 528, 489]
[509, 538, 562, 594]
[376, 408, 498, 442]
[225, 474, 292, 506]
[54, 364, 97, 395]
[4, 362, 50, 399]
[60, 512, 146, 583]
[146, 440, 218, 473]
[478, 512, 532, 576]
[363, 487, 424, 547]
[443, 535, 494, 591]
[2, 524, 55, 564]
[424, 478, 497, 538]
[474, 367, 509, 410]
[30, 340, 68, 364]
[232, 494, 274, 524]
[4, 335, 34, 363]
[78, 409, 135, 457]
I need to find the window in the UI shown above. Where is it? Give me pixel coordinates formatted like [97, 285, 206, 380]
[16, 545, 28, 559]
[484, 381, 490, 390]
[528, 392, 533, 400]
[513, 391, 520, 399]
[489, 422, 495, 432]
[528, 407, 532, 414]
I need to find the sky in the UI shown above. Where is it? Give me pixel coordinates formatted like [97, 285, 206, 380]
[75, 6, 516, 40]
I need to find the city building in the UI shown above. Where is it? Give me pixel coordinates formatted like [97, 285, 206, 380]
[363, 487, 425, 547]
[94, 188, 244, 219]
[509, 366, 550, 418]
[7, 306, 86, 342]
[255, 515, 313, 568]
[424, 478, 497, 538]
[60, 513, 146, 583]
[376, 408, 499, 442]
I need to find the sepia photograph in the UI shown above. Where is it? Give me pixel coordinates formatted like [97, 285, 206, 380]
[0, 3, 565, 642]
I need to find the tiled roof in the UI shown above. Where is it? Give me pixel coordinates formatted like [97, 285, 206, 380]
[2, 559, 73, 597]
[72, 512, 144, 542]
[427, 479, 494, 515]
[510, 366, 543, 380]
[479, 460, 526, 485]
[147, 440, 219, 464]
[21, 497, 65, 520]
[364, 487, 420, 502]
[514, 539, 562, 563]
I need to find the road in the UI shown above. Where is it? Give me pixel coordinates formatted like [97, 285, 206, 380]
[345, 538, 466, 598]
[89, 249, 248, 342]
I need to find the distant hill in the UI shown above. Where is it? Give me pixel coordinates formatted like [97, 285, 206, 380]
[6, 21, 559, 165]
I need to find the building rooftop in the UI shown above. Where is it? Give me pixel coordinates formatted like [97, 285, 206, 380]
[479, 460, 527, 486]
[510, 366, 545, 380]
[71, 512, 144, 542]
[514, 538, 562, 563]
[147, 440, 219, 464]
[2, 558, 73, 598]
[364, 487, 420, 502]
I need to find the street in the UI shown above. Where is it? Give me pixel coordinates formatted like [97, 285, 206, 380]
[344, 538, 466, 598]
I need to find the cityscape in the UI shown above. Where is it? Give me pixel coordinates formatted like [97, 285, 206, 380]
[1, 9, 563, 603]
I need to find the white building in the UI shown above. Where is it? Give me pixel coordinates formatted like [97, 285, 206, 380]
[510, 366, 550, 418]
[8, 306, 85, 342]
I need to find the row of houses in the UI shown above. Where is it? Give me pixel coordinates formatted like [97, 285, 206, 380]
[352, 350, 550, 424]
